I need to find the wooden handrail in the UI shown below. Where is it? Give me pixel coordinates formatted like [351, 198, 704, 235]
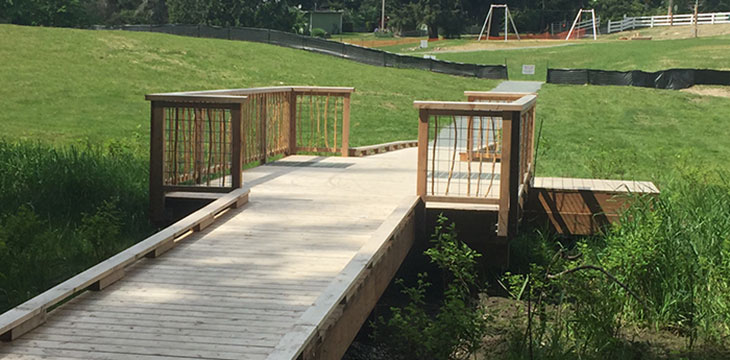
[149, 86, 355, 97]
[146, 86, 353, 222]
[414, 91, 537, 239]
[414, 96, 536, 112]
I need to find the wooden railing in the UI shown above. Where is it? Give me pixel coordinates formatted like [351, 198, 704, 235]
[414, 91, 537, 238]
[146, 86, 353, 222]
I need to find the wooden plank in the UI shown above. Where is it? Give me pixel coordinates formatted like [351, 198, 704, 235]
[161, 185, 232, 193]
[341, 94, 351, 157]
[0, 187, 250, 341]
[149, 102, 165, 223]
[4, 338, 258, 360]
[417, 110, 429, 198]
[144, 94, 248, 104]
[413, 97, 537, 112]
[348, 140, 418, 157]
[144, 238, 174, 258]
[302, 203, 419, 360]
[265, 196, 421, 360]
[23, 333, 273, 356]
[417, 109, 503, 117]
[49, 309, 298, 330]
[0, 346, 221, 360]
[464, 91, 536, 98]
[507, 110, 521, 237]
[32, 325, 277, 349]
[497, 111, 513, 237]
[42, 319, 283, 342]
[0, 312, 45, 342]
[424, 195, 499, 204]
[288, 91, 297, 155]
[88, 268, 124, 291]
[231, 103, 243, 188]
[165, 191, 225, 200]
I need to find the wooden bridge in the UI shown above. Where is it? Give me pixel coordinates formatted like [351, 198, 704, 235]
[0, 86, 657, 359]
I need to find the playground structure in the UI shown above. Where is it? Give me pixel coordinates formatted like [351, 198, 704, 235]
[478, 4, 521, 41]
[566, 9, 599, 40]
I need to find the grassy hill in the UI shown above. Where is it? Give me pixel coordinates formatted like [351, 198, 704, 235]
[0, 24, 497, 146]
[536, 83, 730, 180]
[2, 24, 730, 180]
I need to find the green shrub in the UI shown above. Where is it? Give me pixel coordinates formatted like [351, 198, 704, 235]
[372, 215, 488, 360]
[311, 28, 329, 38]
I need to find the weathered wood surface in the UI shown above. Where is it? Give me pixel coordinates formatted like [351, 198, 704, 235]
[525, 176, 660, 235]
[0, 149, 418, 360]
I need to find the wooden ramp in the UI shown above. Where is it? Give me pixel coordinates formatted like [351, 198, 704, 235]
[0, 149, 419, 360]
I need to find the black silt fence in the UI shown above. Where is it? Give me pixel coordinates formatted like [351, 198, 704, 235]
[547, 68, 730, 90]
[112, 25, 507, 79]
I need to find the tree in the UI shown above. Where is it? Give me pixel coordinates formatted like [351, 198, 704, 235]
[390, 0, 465, 38]
[1, 0, 90, 27]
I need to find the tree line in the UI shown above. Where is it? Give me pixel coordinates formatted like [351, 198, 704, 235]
[1, 0, 728, 37]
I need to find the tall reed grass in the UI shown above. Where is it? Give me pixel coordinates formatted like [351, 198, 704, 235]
[507, 167, 730, 358]
[0, 140, 152, 312]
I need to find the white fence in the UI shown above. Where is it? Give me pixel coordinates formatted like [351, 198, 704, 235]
[607, 12, 730, 33]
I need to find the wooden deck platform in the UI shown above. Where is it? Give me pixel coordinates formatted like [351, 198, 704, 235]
[0, 149, 420, 360]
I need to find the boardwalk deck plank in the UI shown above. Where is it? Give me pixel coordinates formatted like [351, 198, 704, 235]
[0, 150, 419, 359]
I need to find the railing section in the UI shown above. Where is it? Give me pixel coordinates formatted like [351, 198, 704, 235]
[414, 92, 537, 238]
[607, 12, 730, 33]
[146, 86, 353, 222]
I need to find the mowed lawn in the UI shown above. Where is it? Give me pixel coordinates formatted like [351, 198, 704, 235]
[432, 35, 730, 80]
[2, 24, 730, 183]
[536, 83, 730, 181]
[0, 25, 497, 146]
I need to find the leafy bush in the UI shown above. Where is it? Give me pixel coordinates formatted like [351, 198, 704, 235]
[311, 27, 329, 38]
[372, 215, 488, 360]
[0, 140, 152, 312]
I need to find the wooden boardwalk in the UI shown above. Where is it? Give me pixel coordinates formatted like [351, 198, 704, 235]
[0, 149, 419, 360]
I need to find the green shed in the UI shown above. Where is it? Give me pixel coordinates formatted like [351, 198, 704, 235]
[308, 10, 344, 35]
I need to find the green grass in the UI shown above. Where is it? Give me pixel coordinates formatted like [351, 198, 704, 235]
[432, 35, 730, 80]
[0, 140, 151, 312]
[535, 84, 730, 181]
[0, 24, 497, 147]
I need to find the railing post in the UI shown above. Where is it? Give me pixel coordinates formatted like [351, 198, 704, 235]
[288, 91, 298, 155]
[417, 109, 429, 198]
[231, 103, 243, 189]
[341, 93, 351, 157]
[260, 96, 267, 164]
[498, 110, 521, 238]
[149, 102, 165, 223]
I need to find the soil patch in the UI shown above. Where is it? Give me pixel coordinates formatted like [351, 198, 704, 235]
[681, 85, 730, 98]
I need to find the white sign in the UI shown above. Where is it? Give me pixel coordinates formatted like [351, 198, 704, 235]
[420, 40, 428, 48]
[423, 55, 436, 60]
[522, 64, 536, 75]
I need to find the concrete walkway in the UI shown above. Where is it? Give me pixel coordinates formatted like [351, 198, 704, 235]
[491, 80, 544, 93]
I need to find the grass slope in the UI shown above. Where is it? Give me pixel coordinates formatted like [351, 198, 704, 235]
[2, 24, 730, 181]
[536, 83, 730, 180]
[0, 25, 497, 146]
[429, 35, 730, 80]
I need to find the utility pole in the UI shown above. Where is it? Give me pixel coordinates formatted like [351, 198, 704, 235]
[381, 0, 385, 31]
